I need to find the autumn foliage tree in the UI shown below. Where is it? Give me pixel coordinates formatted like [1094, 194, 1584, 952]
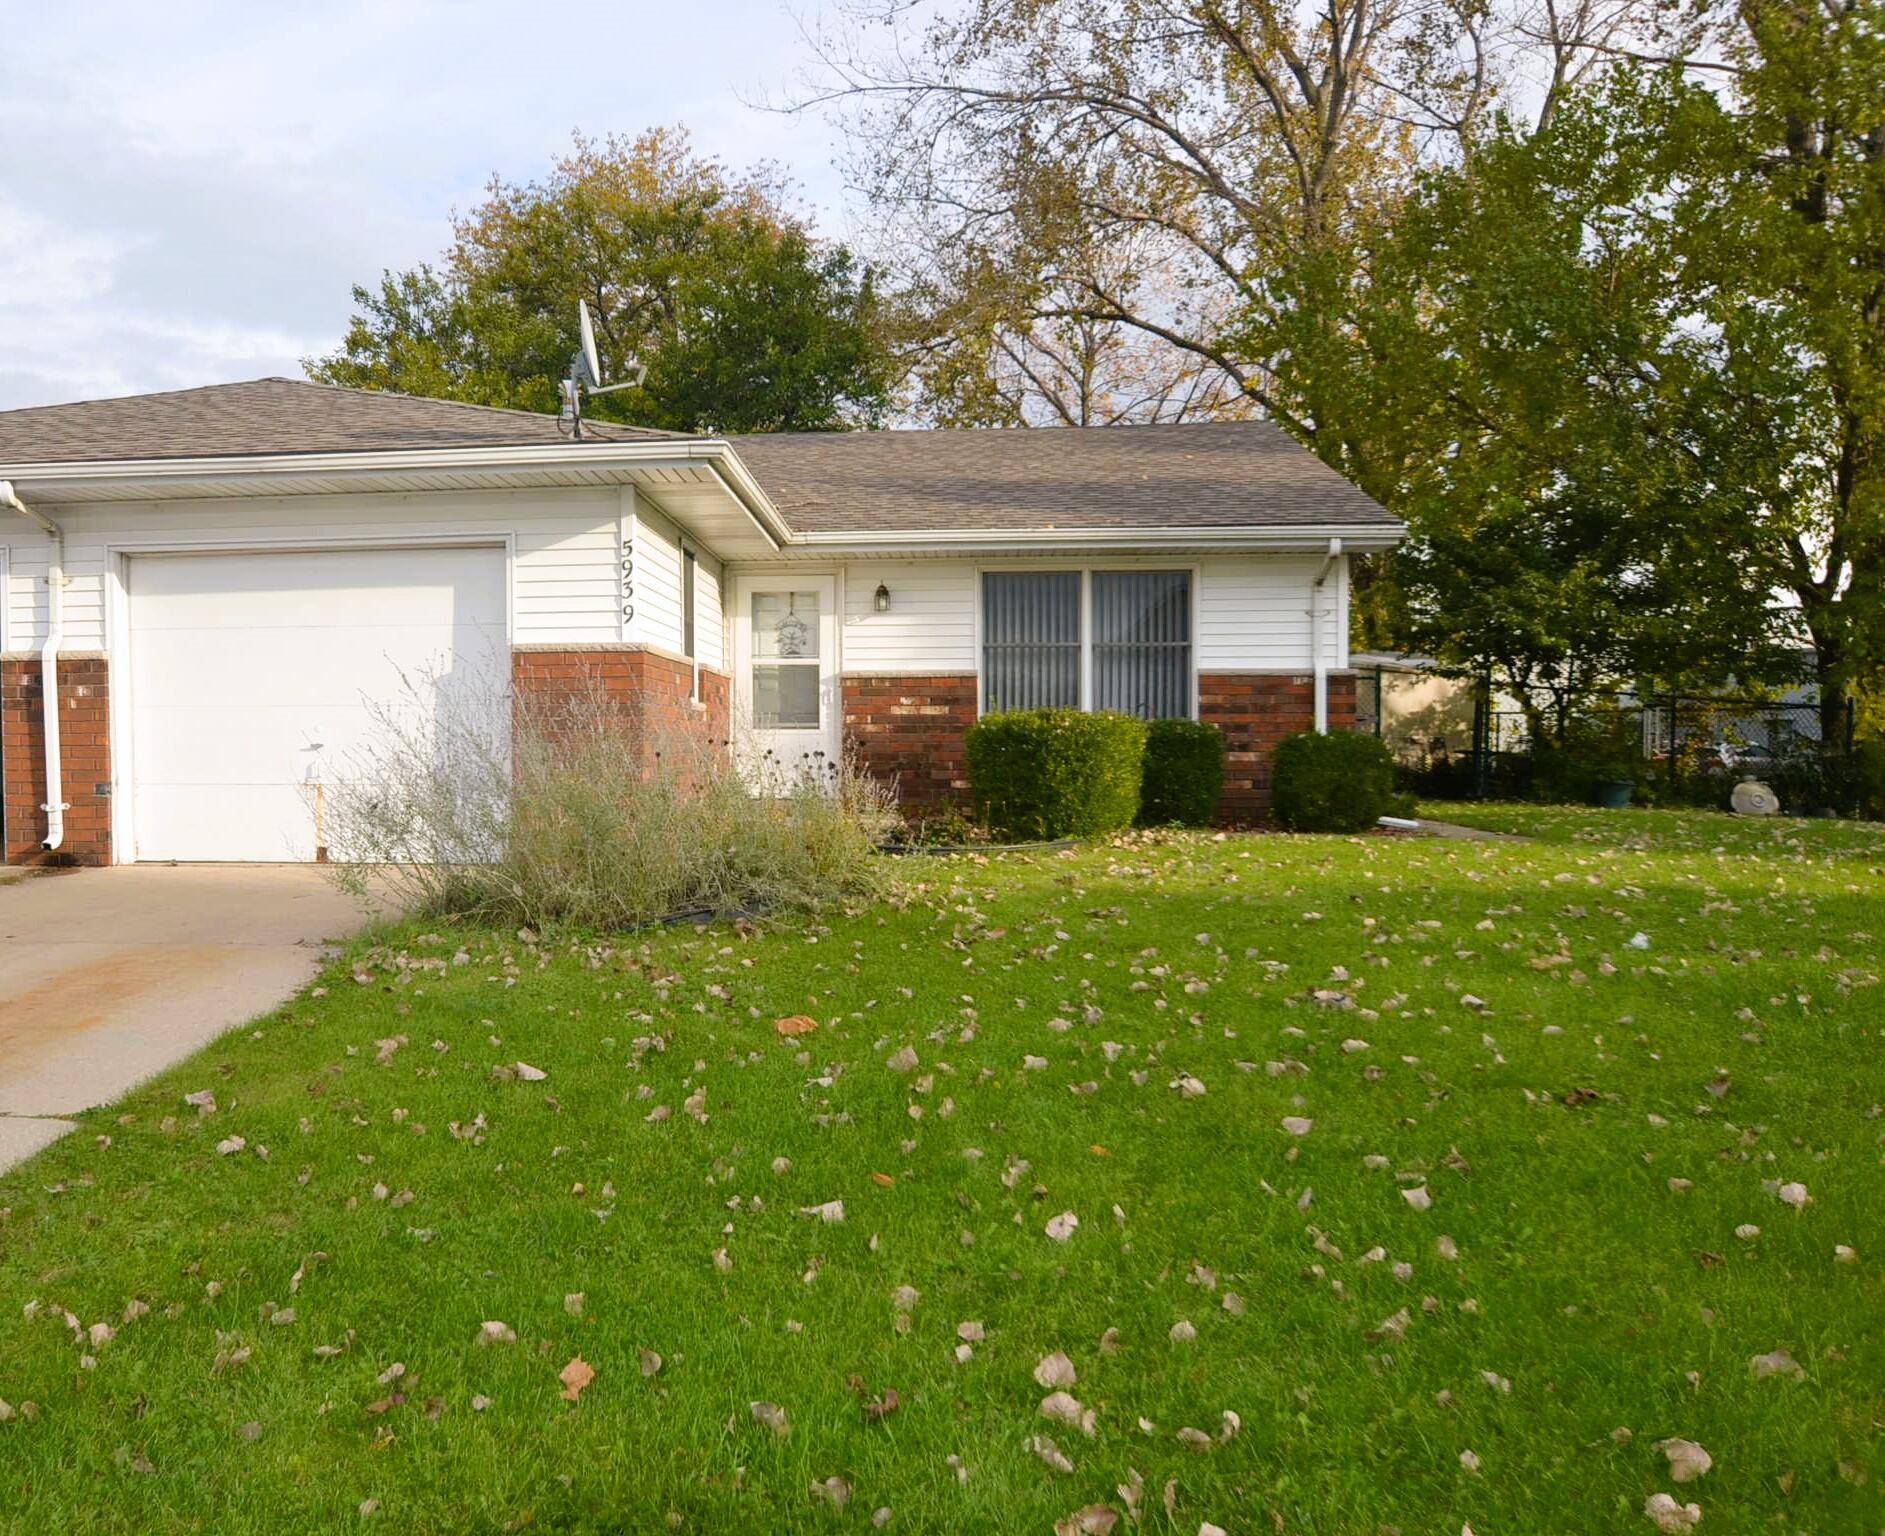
[309, 129, 895, 434]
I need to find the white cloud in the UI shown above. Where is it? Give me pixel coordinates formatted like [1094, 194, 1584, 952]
[0, 0, 851, 409]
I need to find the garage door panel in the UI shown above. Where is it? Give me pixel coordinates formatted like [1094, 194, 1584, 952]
[129, 627, 506, 710]
[135, 786, 322, 863]
[128, 546, 508, 862]
[130, 550, 502, 628]
[129, 705, 373, 783]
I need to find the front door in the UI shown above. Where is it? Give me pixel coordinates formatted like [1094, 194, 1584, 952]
[731, 575, 840, 789]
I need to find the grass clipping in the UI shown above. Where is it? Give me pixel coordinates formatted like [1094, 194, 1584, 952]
[325, 671, 895, 930]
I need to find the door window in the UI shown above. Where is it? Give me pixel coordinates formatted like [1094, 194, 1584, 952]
[751, 590, 821, 728]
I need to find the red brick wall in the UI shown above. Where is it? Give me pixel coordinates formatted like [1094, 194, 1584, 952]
[842, 674, 977, 808]
[3, 654, 111, 865]
[510, 646, 727, 772]
[1200, 671, 1358, 822]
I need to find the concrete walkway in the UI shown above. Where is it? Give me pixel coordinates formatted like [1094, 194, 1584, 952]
[0, 866, 377, 1175]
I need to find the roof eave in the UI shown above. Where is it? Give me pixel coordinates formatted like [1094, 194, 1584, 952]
[781, 522, 1405, 555]
[0, 439, 792, 555]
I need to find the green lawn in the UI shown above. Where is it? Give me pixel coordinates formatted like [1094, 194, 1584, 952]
[1419, 797, 1885, 860]
[2, 819, 1880, 1533]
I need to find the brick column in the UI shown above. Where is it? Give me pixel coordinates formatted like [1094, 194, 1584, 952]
[841, 674, 977, 809]
[509, 645, 728, 772]
[1199, 670, 1358, 823]
[3, 654, 111, 865]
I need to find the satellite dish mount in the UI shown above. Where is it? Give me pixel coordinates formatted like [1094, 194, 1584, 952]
[561, 299, 646, 440]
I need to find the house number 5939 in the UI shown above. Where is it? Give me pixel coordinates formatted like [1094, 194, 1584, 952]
[620, 539, 634, 624]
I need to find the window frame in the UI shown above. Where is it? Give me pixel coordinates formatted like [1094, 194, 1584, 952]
[681, 543, 698, 701]
[975, 562, 1199, 721]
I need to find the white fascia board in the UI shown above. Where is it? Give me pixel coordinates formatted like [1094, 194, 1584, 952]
[785, 522, 1406, 555]
[2, 438, 791, 552]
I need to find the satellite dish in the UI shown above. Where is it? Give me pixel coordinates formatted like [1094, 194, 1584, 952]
[562, 299, 642, 440]
[577, 300, 602, 389]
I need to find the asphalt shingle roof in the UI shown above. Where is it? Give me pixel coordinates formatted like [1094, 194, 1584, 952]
[0, 380, 1397, 535]
[0, 378, 684, 464]
[728, 420, 1398, 533]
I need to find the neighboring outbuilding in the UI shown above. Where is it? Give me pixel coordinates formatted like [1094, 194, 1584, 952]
[0, 379, 1402, 863]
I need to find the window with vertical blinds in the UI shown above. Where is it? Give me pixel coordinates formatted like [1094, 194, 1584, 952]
[981, 569, 1192, 719]
[982, 571, 1081, 711]
[1092, 570, 1191, 719]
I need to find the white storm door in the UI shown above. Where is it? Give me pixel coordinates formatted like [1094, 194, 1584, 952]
[126, 545, 508, 862]
[731, 575, 839, 788]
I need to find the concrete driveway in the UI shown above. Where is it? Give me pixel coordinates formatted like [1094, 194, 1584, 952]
[0, 866, 376, 1174]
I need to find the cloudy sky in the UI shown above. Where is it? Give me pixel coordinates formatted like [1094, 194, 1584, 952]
[0, 0, 854, 410]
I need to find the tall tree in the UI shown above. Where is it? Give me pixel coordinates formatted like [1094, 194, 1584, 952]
[1317, 72, 1790, 727]
[807, 0, 1626, 427]
[1675, 0, 1885, 736]
[1335, 2, 1885, 731]
[309, 129, 895, 434]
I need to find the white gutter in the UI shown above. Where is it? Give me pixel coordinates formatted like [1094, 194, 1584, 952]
[0, 480, 68, 851]
[1311, 536, 1343, 733]
[788, 522, 1404, 554]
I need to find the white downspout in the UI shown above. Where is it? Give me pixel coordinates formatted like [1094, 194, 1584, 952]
[1311, 537, 1342, 733]
[0, 481, 69, 851]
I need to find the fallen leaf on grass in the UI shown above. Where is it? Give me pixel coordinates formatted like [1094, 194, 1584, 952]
[475, 1321, 515, 1347]
[1657, 1438, 1712, 1483]
[1040, 1391, 1097, 1437]
[558, 1356, 595, 1402]
[1045, 1211, 1079, 1242]
[1034, 1351, 1076, 1389]
[864, 1386, 901, 1423]
[640, 1349, 663, 1377]
[811, 1475, 850, 1508]
[751, 1400, 790, 1438]
[1031, 1434, 1076, 1472]
[1054, 1505, 1119, 1536]
[774, 1014, 819, 1038]
[1643, 1493, 1702, 1531]
[1750, 1349, 1805, 1381]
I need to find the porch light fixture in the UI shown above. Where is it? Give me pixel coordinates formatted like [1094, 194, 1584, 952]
[873, 582, 892, 613]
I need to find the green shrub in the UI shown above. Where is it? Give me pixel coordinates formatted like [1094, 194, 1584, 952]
[1138, 718, 1225, 826]
[1271, 729, 1398, 832]
[965, 708, 1148, 839]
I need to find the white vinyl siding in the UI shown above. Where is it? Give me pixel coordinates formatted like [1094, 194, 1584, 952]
[822, 555, 1347, 681]
[627, 499, 685, 655]
[693, 548, 725, 671]
[837, 562, 978, 672]
[1, 514, 1350, 679]
[1197, 555, 1347, 671]
[0, 488, 624, 652]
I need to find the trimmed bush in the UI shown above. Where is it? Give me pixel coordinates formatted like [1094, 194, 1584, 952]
[1138, 718, 1226, 826]
[1271, 729, 1398, 832]
[965, 708, 1148, 839]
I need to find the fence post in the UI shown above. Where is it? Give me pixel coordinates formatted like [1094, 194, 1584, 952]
[1472, 676, 1491, 800]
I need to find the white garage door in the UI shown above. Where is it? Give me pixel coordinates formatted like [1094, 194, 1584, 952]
[126, 545, 508, 862]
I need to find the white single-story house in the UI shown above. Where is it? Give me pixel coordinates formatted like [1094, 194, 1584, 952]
[0, 379, 1403, 864]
